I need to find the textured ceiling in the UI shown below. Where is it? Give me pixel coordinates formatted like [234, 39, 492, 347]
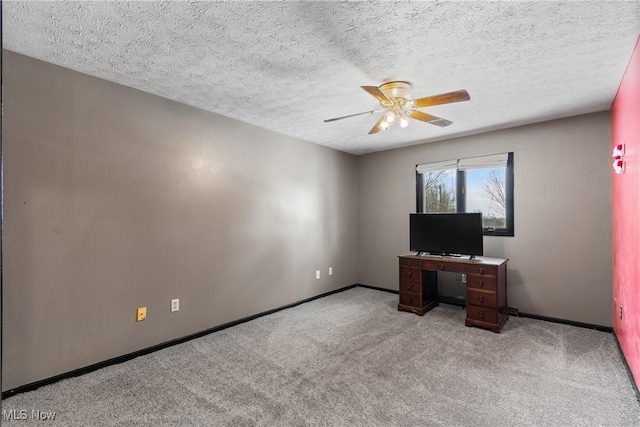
[3, 1, 639, 155]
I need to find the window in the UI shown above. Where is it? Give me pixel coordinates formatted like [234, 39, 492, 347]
[416, 159, 457, 213]
[416, 153, 514, 236]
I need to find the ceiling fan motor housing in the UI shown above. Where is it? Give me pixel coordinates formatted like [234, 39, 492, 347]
[379, 81, 413, 102]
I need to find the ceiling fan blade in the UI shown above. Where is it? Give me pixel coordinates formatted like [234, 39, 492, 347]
[361, 86, 392, 104]
[324, 110, 381, 123]
[368, 115, 388, 134]
[408, 110, 453, 127]
[412, 90, 470, 108]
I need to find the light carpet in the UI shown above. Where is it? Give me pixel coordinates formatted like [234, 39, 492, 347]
[3, 287, 640, 426]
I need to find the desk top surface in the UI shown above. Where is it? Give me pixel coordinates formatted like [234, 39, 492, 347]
[399, 253, 508, 266]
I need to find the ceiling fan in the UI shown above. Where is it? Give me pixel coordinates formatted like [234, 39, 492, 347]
[324, 81, 470, 134]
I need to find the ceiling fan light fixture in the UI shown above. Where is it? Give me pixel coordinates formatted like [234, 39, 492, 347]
[385, 112, 396, 123]
[399, 116, 409, 128]
[380, 121, 390, 131]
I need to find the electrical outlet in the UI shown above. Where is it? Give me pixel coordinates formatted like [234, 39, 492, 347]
[136, 307, 147, 322]
[171, 299, 179, 312]
[461, 274, 467, 284]
[329, 267, 333, 276]
[316, 270, 320, 279]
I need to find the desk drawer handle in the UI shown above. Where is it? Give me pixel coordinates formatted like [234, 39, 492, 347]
[478, 280, 484, 287]
[478, 268, 484, 274]
[478, 296, 484, 303]
[407, 283, 413, 290]
[479, 311, 485, 318]
[407, 297, 413, 303]
[439, 264, 445, 270]
[406, 271, 413, 278]
[406, 261, 412, 266]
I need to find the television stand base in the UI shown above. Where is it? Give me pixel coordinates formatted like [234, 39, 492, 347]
[465, 312, 508, 334]
[398, 299, 439, 316]
[398, 254, 509, 333]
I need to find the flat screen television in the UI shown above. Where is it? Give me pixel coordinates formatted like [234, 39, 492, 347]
[410, 213, 483, 257]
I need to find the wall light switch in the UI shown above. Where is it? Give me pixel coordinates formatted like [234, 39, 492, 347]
[329, 267, 333, 276]
[316, 270, 320, 279]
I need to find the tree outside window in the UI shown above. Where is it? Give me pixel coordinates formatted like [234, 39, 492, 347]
[467, 167, 506, 229]
[422, 170, 456, 213]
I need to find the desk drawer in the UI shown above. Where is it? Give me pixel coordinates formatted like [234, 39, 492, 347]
[422, 260, 467, 273]
[467, 289, 497, 308]
[399, 257, 420, 268]
[467, 264, 497, 276]
[466, 275, 496, 291]
[400, 280, 420, 294]
[466, 305, 498, 324]
[399, 293, 421, 308]
[399, 267, 420, 282]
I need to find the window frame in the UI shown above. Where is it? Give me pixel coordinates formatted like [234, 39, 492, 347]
[415, 152, 514, 237]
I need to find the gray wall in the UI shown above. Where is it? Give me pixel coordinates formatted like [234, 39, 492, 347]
[2, 51, 358, 391]
[357, 112, 612, 326]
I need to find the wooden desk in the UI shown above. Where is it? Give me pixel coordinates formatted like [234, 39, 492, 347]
[398, 254, 508, 333]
